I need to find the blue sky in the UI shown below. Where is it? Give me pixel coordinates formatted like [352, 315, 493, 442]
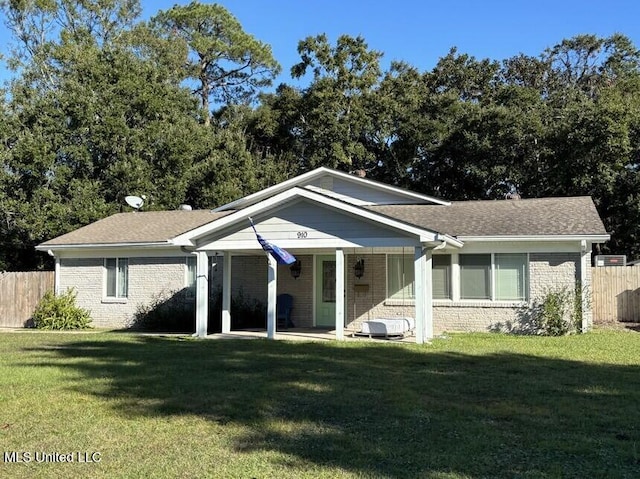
[2, 0, 640, 87]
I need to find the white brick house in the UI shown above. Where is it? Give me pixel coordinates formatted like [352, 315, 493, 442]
[37, 167, 609, 342]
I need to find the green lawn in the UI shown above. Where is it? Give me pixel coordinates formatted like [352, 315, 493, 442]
[0, 330, 639, 478]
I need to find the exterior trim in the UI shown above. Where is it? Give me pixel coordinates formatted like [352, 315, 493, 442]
[173, 187, 463, 249]
[36, 241, 170, 252]
[458, 235, 610, 243]
[212, 166, 450, 212]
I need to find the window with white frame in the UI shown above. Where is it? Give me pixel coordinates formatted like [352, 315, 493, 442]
[387, 254, 415, 300]
[459, 253, 528, 301]
[433, 254, 452, 300]
[105, 258, 128, 298]
[186, 256, 197, 297]
[495, 253, 528, 300]
[387, 254, 452, 301]
[460, 254, 491, 299]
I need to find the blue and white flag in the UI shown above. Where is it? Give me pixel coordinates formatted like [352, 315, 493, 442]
[248, 217, 296, 265]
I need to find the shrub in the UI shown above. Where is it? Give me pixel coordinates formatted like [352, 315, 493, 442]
[526, 284, 587, 336]
[538, 288, 573, 336]
[209, 286, 267, 331]
[130, 287, 267, 333]
[128, 289, 195, 332]
[32, 288, 92, 330]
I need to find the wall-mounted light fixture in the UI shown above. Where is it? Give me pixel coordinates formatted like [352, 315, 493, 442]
[290, 260, 302, 279]
[354, 258, 365, 279]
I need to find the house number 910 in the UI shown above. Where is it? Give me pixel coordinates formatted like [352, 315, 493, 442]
[297, 231, 308, 238]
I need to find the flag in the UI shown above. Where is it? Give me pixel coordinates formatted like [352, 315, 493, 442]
[248, 217, 296, 265]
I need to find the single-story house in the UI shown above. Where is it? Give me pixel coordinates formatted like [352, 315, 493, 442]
[36, 167, 609, 343]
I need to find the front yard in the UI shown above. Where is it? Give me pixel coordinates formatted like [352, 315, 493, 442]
[1, 330, 639, 478]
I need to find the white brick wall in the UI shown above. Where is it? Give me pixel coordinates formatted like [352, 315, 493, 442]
[434, 252, 582, 333]
[210, 254, 314, 328]
[59, 251, 586, 332]
[60, 257, 188, 328]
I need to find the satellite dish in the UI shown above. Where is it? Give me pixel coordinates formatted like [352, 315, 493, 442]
[125, 195, 144, 210]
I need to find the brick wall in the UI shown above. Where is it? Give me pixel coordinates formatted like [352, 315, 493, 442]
[210, 254, 314, 328]
[345, 253, 416, 332]
[59, 251, 584, 332]
[59, 257, 187, 328]
[433, 252, 582, 333]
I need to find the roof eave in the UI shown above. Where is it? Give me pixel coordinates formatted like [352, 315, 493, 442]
[458, 234, 610, 243]
[35, 241, 173, 252]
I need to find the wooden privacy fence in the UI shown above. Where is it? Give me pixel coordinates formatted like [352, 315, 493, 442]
[0, 271, 54, 327]
[592, 266, 640, 322]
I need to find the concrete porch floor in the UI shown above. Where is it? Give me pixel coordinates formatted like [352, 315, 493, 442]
[204, 327, 417, 343]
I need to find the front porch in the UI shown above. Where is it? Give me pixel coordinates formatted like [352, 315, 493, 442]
[201, 327, 419, 343]
[193, 248, 443, 344]
[172, 186, 463, 344]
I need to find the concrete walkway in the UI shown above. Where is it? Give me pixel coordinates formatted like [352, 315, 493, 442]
[204, 328, 417, 343]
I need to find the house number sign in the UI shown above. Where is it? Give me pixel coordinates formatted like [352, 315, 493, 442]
[297, 231, 308, 238]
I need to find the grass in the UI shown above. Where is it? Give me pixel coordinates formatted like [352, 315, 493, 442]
[0, 330, 639, 478]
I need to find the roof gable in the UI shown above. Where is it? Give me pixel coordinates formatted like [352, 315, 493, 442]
[175, 187, 462, 248]
[197, 198, 435, 251]
[212, 167, 449, 212]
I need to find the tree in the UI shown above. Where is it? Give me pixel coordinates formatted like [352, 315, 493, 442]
[1, 0, 142, 88]
[150, 1, 280, 125]
[289, 33, 383, 171]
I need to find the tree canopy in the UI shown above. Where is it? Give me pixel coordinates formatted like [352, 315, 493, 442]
[1, 1, 640, 270]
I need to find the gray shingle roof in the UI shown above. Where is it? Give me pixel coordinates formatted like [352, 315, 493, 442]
[367, 196, 607, 237]
[39, 210, 231, 246]
[38, 196, 607, 248]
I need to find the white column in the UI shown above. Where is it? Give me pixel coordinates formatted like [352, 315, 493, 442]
[221, 252, 231, 334]
[414, 247, 425, 344]
[451, 252, 460, 302]
[267, 254, 277, 339]
[424, 248, 433, 342]
[414, 246, 434, 344]
[195, 251, 209, 338]
[580, 241, 591, 332]
[335, 248, 345, 340]
[54, 256, 60, 295]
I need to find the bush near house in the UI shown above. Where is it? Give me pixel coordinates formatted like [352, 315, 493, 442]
[527, 284, 586, 336]
[32, 288, 92, 330]
[129, 287, 267, 333]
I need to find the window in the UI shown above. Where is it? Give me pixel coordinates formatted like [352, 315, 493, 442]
[433, 255, 451, 300]
[459, 253, 528, 301]
[387, 254, 452, 301]
[460, 254, 491, 300]
[495, 253, 527, 300]
[186, 256, 197, 297]
[322, 260, 337, 302]
[387, 254, 415, 300]
[105, 258, 128, 298]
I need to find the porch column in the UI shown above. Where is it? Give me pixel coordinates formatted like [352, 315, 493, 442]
[221, 252, 231, 334]
[580, 241, 592, 332]
[54, 256, 61, 295]
[267, 254, 277, 339]
[195, 251, 209, 338]
[414, 246, 434, 344]
[335, 248, 345, 340]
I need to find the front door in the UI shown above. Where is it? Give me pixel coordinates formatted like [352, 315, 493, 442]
[315, 255, 337, 327]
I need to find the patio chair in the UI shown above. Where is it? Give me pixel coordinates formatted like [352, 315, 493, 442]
[276, 294, 295, 329]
